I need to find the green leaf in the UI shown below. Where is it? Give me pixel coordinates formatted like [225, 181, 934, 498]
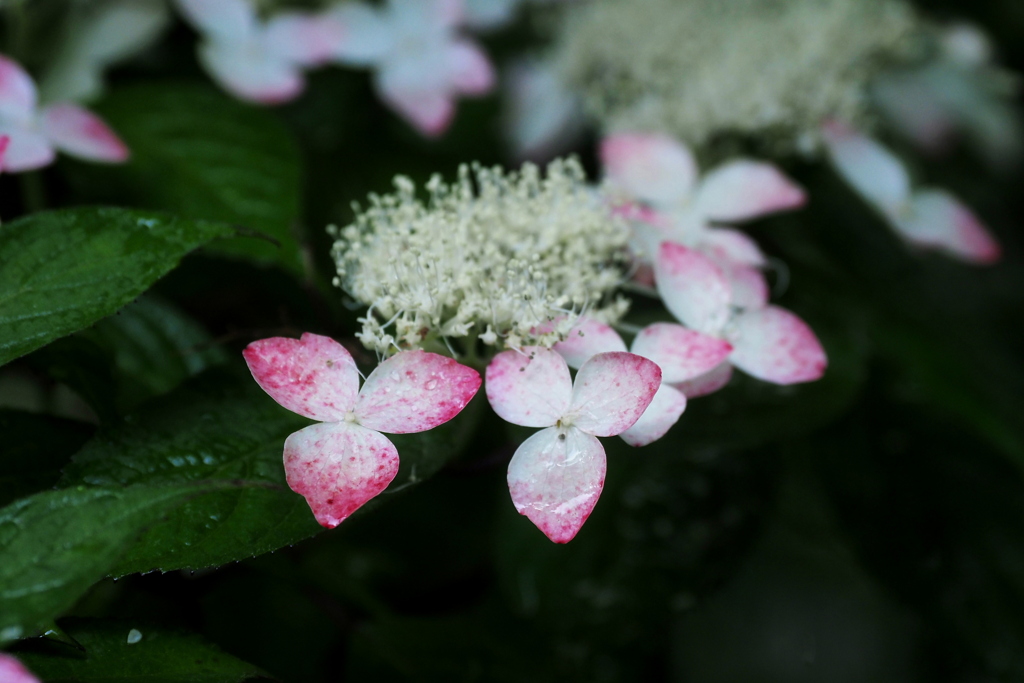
[0, 411, 93, 507]
[0, 207, 235, 367]
[59, 372, 321, 577]
[0, 485, 197, 644]
[16, 618, 269, 682]
[63, 82, 304, 275]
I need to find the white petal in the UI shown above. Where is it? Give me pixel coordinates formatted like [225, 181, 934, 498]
[0, 123, 55, 173]
[894, 189, 1001, 264]
[698, 228, 766, 266]
[264, 11, 346, 67]
[38, 104, 129, 163]
[619, 384, 687, 447]
[376, 61, 455, 136]
[355, 350, 481, 434]
[821, 120, 911, 216]
[0, 55, 38, 125]
[464, 0, 519, 30]
[554, 317, 627, 369]
[243, 332, 360, 422]
[600, 133, 697, 207]
[728, 306, 828, 385]
[504, 57, 582, 159]
[444, 39, 495, 96]
[722, 261, 769, 310]
[173, 0, 255, 41]
[326, 3, 394, 65]
[389, 0, 463, 33]
[507, 426, 606, 543]
[694, 160, 806, 222]
[654, 241, 732, 334]
[569, 352, 661, 437]
[673, 361, 733, 399]
[198, 39, 304, 104]
[630, 323, 733, 383]
[283, 422, 399, 528]
[486, 347, 572, 428]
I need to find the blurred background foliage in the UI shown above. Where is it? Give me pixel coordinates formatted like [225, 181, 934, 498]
[1, 0, 1023, 680]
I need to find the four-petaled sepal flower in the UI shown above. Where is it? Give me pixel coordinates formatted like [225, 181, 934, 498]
[244, 333, 481, 528]
[486, 348, 660, 543]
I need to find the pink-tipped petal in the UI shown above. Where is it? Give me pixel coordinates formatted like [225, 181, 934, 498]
[174, 0, 255, 41]
[569, 352, 661, 437]
[554, 317, 627, 369]
[895, 190, 1001, 265]
[694, 160, 806, 222]
[0, 55, 38, 124]
[654, 241, 732, 334]
[376, 65, 456, 137]
[264, 12, 347, 67]
[728, 306, 827, 385]
[619, 384, 687, 447]
[821, 120, 911, 215]
[507, 426, 606, 543]
[600, 133, 698, 207]
[673, 361, 734, 398]
[283, 422, 399, 528]
[0, 125, 55, 172]
[698, 228, 767, 266]
[445, 40, 495, 96]
[243, 332, 360, 422]
[0, 134, 8, 170]
[485, 348, 572, 428]
[326, 3, 393, 64]
[355, 350, 481, 434]
[630, 323, 733, 384]
[723, 262, 770, 310]
[198, 40, 304, 105]
[0, 654, 40, 683]
[38, 104, 129, 163]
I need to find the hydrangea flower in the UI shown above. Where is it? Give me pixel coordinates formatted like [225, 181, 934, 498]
[486, 348, 660, 542]
[0, 654, 40, 683]
[174, 0, 342, 104]
[554, 317, 732, 445]
[326, 0, 495, 136]
[0, 54, 129, 172]
[821, 120, 1001, 264]
[244, 333, 481, 528]
[654, 242, 828, 389]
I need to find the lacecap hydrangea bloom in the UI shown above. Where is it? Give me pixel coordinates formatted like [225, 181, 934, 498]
[331, 157, 630, 354]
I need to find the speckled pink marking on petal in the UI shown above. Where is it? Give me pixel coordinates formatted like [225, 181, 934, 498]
[673, 361, 734, 398]
[728, 306, 828, 385]
[570, 352, 661, 437]
[0, 653, 42, 683]
[630, 322, 733, 384]
[619, 383, 687, 447]
[507, 426, 606, 544]
[654, 241, 732, 334]
[283, 421, 399, 528]
[694, 159, 806, 222]
[486, 348, 573, 428]
[243, 332, 359, 421]
[554, 317, 627, 369]
[600, 132, 697, 207]
[38, 104, 129, 163]
[355, 350, 481, 434]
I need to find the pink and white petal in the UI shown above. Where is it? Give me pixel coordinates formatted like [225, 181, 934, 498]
[654, 241, 732, 334]
[630, 323, 733, 384]
[570, 351, 661, 437]
[673, 361, 733, 398]
[485, 348, 572, 428]
[694, 160, 806, 222]
[243, 332, 359, 422]
[554, 317, 627, 369]
[0, 55, 37, 124]
[283, 422, 399, 529]
[821, 120, 911, 215]
[600, 133, 697, 207]
[355, 350, 481, 434]
[507, 426, 606, 543]
[390, 0, 463, 31]
[444, 40, 495, 96]
[619, 384, 687, 447]
[376, 65, 456, 137]
[264, 12, 347, 67]
[38, 104, 129, 163]
[728, 306, 828, 385]
[0, 125, 55, 172]
[325, 3, 393, 65]
[199, 40, 304, 104]
[724, 262, 770, 310]
[698, 228, 766, 266]
[0, 134, 9, 169]
[895, 190, 1001, 265]
[0, 654, 41, 683]
[173, 0, 255, 41]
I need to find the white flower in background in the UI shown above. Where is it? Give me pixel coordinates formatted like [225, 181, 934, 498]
[174, 0, 342, 104]
[504, 56, 584, 160]
[40, 0, 170, 103]
[0, 54, 129, 172]
[822, 120, 1001, 264]
[326, 0, 495, 136]
[332, 158, 630, 354]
